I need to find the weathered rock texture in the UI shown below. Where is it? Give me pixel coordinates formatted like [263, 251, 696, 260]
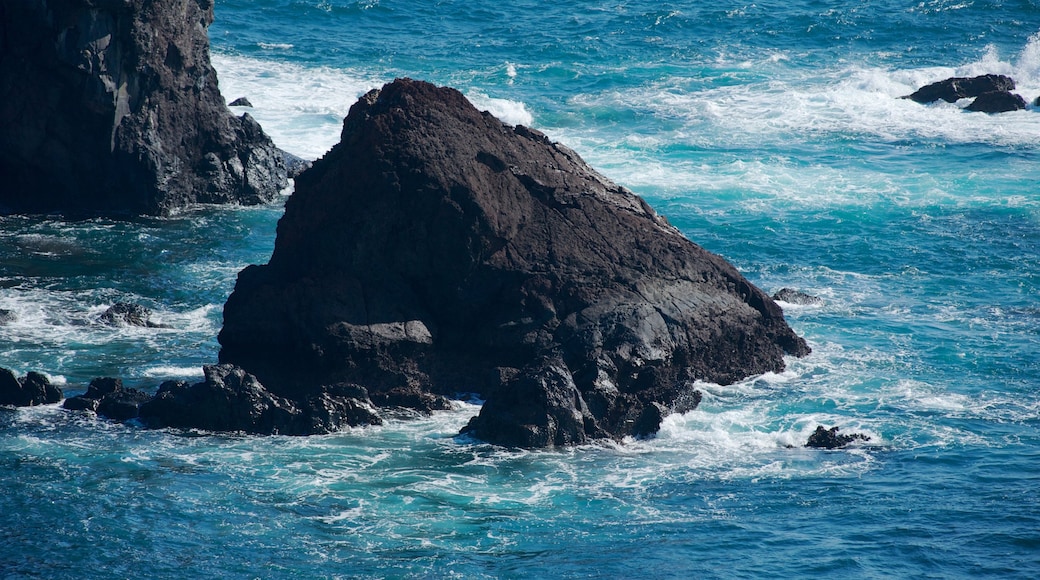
[218, 79, 810, 447]
[0, 368, 62, 407]
[0, 0, 289, 216]
[903, 74, 1026, 113]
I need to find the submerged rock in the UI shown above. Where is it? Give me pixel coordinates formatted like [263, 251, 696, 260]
[0, 368, 62, 407]
[0, 0, 289, 216]
[219, 78, 809, 447]
[805, 425, 870, 449]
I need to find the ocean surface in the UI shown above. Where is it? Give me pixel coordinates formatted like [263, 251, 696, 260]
[3, 0, 1040, 577]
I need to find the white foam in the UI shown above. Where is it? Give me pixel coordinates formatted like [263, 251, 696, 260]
[547, 34, 1040, 209]
[212, 53, 385, 161]
[212, 53, 538, 161]
[465, 91, 534, 126]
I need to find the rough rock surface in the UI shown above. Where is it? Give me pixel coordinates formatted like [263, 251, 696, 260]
[0, 0, 289, 216]
[97, 302, 168, 328]
[772, 288, 823, 306]
[137, 364, 383, 435]
[63, 377, 150, 420]
[904, 74, 1016, 103]
[806, 425, 870, 449]
[0, 368, 62, 407]
[965, 90, 1026, 113]
[218, 78, 809, 447]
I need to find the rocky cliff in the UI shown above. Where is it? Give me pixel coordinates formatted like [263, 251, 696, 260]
[0, 0, 288, 216]
[218, 79, 810, 447]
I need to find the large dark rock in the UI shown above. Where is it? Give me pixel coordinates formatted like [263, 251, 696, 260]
[0, 368, 63, 407]
[218, 78, 810, 447]
[904, 74, 1016, 103]
[0, 0, 289, 216]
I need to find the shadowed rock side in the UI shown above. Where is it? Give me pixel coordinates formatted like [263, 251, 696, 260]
[0, 0, 289, 216]
[218, 79, 810, 447]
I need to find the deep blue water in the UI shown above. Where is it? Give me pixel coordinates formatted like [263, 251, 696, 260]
[3, 1, 1040, 577]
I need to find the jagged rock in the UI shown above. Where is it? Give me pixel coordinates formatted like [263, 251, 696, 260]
[138, 364, 381, 434]
[281, 150, 313, 178]
[805, 425, 870, 449]
[218, 79, 810, 447]
[772, 288, 823, 306]
[0, 368, 62, 407]
[63, 377, 149, 420]
[0, 0, 289, 216]
[97, 302, 169, 328]
[966, 90, 1026, 113]
[229, 97, 253, 107]
[904, 74, 1016, 103]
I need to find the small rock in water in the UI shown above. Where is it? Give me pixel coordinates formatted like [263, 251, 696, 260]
[772, 288, 823, 306]
[806, 425, 870, 449]
[97, 303, 170, 328]
[229, 97, 253, 107]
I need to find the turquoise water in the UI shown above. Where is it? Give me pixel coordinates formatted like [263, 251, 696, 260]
[3, 0, 1040, 577]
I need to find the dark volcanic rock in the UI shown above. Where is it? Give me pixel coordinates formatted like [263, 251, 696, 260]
[966, 90, 1026, 113]
[218, 78, 810, 447]
[98, 302, 168, 328]
[0, 0, 289, 216]
[138, 364, 381, 434]
[229, 97, 253, 107]
[806, 425, 870, 449]
[772, 288, 823, 306]
[904, 74, 1016, 103]
[0, 368, 62, 407]
[63, 377, 149, 420]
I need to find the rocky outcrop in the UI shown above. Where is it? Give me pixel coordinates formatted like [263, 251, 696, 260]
[965, 90, 1026, 113]
[218, 78, 810, 447]
[137, 364, 383, 434]
[0, 0, 289, 216]
[0, 368, 62, 407]
[97, 302, 169, 328]
[903, 74, 1026, 113]
[772, 288, 823, 306]
[63, 377, 151, 420]
[805, 425, 870, 449]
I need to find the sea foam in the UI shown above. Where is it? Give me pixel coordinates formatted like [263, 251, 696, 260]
[212, 53, 537, 162]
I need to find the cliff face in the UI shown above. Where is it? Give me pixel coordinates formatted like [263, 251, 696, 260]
[219, 79, 810, 447]
[0, 0, 288, 216]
